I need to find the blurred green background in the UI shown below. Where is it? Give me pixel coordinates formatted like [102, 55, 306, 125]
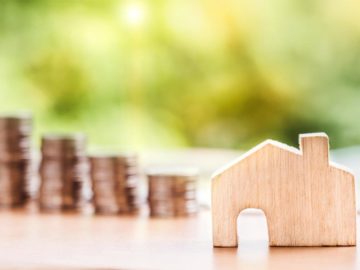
[1, 0, 360, 150]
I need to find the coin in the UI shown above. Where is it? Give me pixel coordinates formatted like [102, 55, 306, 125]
[146, 167, 199, 217]
[0, 114, 34, 207]
[90, 153, 141, 215]
[39, 133, 92, 213]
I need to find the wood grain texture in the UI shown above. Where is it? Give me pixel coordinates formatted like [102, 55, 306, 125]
[212, 133, 356, 247]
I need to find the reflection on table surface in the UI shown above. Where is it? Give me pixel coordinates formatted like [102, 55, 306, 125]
[0, 209, 358, 270]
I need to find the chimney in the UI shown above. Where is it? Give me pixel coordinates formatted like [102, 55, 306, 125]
[299, 133, 329, 166]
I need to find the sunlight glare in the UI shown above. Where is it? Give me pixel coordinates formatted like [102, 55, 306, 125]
[122, 2, 146, 27]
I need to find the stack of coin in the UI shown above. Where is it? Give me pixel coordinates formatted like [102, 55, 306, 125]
[0, 114, 34, 207]
[90, 153, 141, 214]
[90, 155, 119, 214]
[115, 153, 141, 213]
[147, 168, 199, 217]
[39, 134, 92, 212]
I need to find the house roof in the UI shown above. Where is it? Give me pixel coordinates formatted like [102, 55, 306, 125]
[212, 138, 353, 179]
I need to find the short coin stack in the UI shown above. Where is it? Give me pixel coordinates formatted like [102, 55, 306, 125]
[115, 153, 141, 213]
[147, 168, 199, 217]
[90, 153, 141, 214]
[39, 134, 92, 212]
[90, 155, 119, 214]
[0, 114, 34, 207]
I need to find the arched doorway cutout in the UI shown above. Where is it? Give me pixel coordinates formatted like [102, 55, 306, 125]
[237, 208, 269, 257]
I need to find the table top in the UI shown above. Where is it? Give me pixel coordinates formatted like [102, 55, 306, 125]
[0, 209, 358, 270]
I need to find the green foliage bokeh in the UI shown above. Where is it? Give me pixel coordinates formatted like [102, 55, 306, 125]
[1, 0, 360, 150]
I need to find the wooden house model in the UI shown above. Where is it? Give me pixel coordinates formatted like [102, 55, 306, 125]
[212, 133, 356, 247]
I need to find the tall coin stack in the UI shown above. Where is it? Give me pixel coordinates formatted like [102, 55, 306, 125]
[90, 153, 141, 214]
[147, 168, 199, 217]
[0, 114, 34, 207]
[39, 134, 92, 212]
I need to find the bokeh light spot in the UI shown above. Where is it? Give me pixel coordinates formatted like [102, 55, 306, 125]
[121, 2, 146, 27]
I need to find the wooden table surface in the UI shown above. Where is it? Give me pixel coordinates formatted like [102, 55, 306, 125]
[0, 209, 358, 270]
